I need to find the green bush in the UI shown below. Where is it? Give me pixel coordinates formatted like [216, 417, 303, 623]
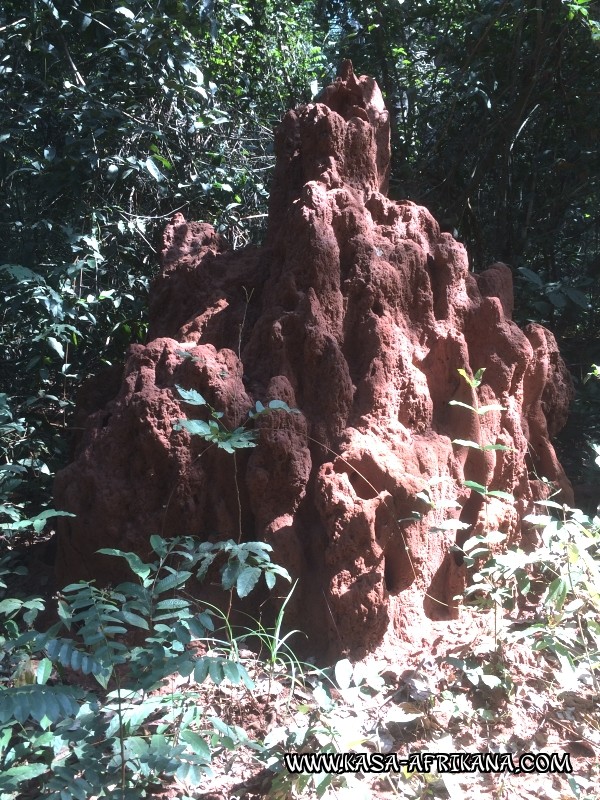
[0, 534, 290, 798]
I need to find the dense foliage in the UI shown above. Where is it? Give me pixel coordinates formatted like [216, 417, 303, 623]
[1, 1, 599, 520]
[1, 4, 599, 795]
[319, 1, 600, 325]
[0, 0, 326, 515]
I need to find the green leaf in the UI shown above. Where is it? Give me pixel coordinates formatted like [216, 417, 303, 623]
[236, 566, 261, 597]
[485, 530, 507, 545]
[534, 499, 564, 510]
[480, 674, 503, 688]
[180, 730, 211, 760]
[0, 763, 49, 791]
[545, 577, 568, 611]
[462, 535, 489, 554]
[564, 287, 589, 308]
[476, 404, 505, 415]
[518, 266, 543, 288]
[47, 337, 65, 359]
[194, 658, 209, 684]
[150, 534, 169, 556]
[268, 399, 299, 413]
[145, 157, 166, 183]
[239, 664, 255, 691]
[486, 490, 514, 502]
[457, 367, 479, 387]
[231, 5, 253, 25]
[208, 659, 224, 685]
[116, 5, 135, 19]
[175, 385, 207, 406]
[334, 658, 354, 690]
[97, 548, 152, 580]
[464, 480, 488, 495]
[547, 289, 567, 308]
[154, 598, 191, 612]
[265, 570, 276, 590]
[36, 658, 52, 685]
[217, 427, 257, 452]
[154, 571, 192, 594]
[448, 400, 475, 411]
[120, 610, 149, 629]
[0, 598, 23, 615]
[175, 419, 212, 437]
[430, 519, 471, 531]
[222, 660, 243, 684]
[452, 439, 481, 449]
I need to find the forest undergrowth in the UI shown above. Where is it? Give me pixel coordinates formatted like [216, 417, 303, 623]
[1, 375, 600, 800]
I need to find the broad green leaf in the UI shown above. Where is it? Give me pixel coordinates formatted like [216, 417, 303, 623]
[116, 5, 135, 18]
[544, 577, 568, 611]
[154, 570, 192, 595]
[175, 419, 212, 437]
[464, 480, 488, 495]
[37, 692, 60, 724]
[334, 658, 353, 690]
[564, 287, 589, 308]
[208, 659, 224, 685]
[268, 399, 299, 413]
[221, 561, 240, 590]
[217, 427, 257, 452]
[231, 6, 253, 26]
[180, 729, 211, 760]
[486, 490, 514, 502]
[144, 157, 165, 183]
[150, 534, 169, 556]
[547, 289, 567, 308]
[448, 400, 475, 411]
[480, 674, 503, 688]
[534, 499, 564, 510]
[238, 664, 255, 690]
[154, 597, 191, 612]
[47, 337, 64, 359]
[120, 610, 149, 629]
[98, 548, 151, 580]
[0, 598, 23, 615]
[175, 385, 207, 406]
[236, 566, 261, 597]
[194, 658, 210, 684]
[222, 660, 243, 684]
[0, 763, 49, 791]
[431, 518, 471, 531]
[452, 439, 481, 449]
[518, 266, 543, 288]
[462, 536, 489, 553]
[265, 570, 276, 590]
[36, 658, 52, 685]
[476, 404, 505, 414]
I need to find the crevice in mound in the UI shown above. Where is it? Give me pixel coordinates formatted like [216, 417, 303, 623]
[383, 538, 415, 595]
[423, 552, 462, 621]
[452, 491, 485, 566]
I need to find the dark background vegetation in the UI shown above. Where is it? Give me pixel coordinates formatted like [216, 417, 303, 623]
[1, 0, 599, 526]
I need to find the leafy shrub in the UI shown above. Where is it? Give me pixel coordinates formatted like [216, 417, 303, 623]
[0, 534, 290, 798]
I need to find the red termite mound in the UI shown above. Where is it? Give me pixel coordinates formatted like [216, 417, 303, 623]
[54, 62, 573, 660]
